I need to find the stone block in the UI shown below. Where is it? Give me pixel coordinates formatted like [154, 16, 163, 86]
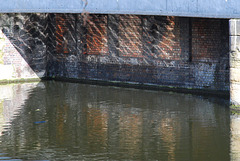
[230, 68, 240, 82]
[231, 83, 240, 105]
[230, 59, 240, 68]
[230, 19, 240, 36]
[230, 36, 240, 51]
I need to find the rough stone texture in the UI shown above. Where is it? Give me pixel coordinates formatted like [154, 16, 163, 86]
[230, 68, 240, 83]
[230, 19, 240, 36]
[0, 13, 48, 81]
[47, 14, 230, 92]
[230, 83, 240, 106]
[230, 19, 240, 106]
[231, 114, 240, 160]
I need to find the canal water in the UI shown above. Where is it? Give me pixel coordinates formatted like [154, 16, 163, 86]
[0, 81, 237, 160]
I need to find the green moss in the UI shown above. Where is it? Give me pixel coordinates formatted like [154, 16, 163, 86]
[0, 37, 5, 65]
[231, 104, 240, 108]
[230, 105, 240, 110]
[231, 110, 240, 115]
[0, 78, 40, 85]
[0, 52, 4, 64]
[230, 105, 240, 115]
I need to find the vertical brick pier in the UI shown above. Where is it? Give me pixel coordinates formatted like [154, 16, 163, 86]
[230, 19, 240, 108]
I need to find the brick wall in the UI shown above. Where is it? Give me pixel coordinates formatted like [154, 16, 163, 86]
[46, 14, 229, 92]
[0, 13, 48, 81]
[0, 13, 229, 92]
[118, 15, 143, 57]
[46, 14, 230, 92]
[192, 18, 229, 62]
[86, 14, 108, 55]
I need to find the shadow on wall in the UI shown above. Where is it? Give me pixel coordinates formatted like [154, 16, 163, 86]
[0, 13, 230, 93]
[47, 14, 191, 80]
[0, 13, 48, 80]
[47, 14, 229, 92]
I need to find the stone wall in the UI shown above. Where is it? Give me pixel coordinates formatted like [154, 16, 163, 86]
[230, 19, 240, 106]
[0, 13, 48, 82]
[47, 14, 230, 93]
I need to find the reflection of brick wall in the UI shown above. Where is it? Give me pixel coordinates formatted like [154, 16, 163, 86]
[86, 107, 108, 151]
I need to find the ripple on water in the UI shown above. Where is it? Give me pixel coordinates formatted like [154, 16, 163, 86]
[0, 81, 231, 161]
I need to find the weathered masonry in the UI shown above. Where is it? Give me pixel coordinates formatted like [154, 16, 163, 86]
[0, 14, 230, 95]
[0, 0, 239, 107]
[230, 19, 240, 107]
[47, 14, 229, 92]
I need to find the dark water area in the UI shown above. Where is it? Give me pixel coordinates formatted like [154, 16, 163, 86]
[0, 81, 237, 161]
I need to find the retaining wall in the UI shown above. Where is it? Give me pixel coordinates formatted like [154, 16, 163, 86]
[0, 13, 230, 94]
[47, 14, 230, 93]
[0, 13, 48, 82]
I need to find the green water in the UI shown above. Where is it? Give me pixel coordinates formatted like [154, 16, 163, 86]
[0, 81, 236, 161]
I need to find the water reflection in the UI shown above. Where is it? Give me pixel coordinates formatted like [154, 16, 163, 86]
[231, 115, 240, 161]
[0, 81, 231, 160]
[0, 83, 39, 136]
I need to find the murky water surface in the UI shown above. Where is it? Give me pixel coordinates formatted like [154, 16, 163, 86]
[0, 81, 237, 160]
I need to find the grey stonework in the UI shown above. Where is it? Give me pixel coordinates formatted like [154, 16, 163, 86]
[230, 19, 240, 107]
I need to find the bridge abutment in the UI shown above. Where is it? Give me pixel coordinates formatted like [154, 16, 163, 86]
[230, 19, 240, 108]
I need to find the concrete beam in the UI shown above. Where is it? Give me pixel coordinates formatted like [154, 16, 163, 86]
[0, 0, 240, 18]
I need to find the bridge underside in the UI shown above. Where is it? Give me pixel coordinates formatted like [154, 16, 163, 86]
[1, 13, 239, 106]
[0, 13, 230, 91]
